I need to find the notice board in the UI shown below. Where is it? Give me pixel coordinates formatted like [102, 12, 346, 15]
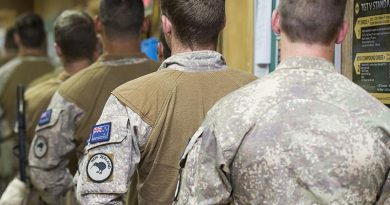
[353, 0, 390, 104]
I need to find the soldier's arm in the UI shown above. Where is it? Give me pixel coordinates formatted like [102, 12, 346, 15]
[28, 92, 84, 204]
[377, 170, 390, 205]
[377, 126, 390, 204]
[175, 125, 232, 205]
[76, 95, 151, 205]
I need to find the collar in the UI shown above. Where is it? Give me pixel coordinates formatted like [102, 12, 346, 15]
[159, 50, 228, 72]
[19, 55, 51, 62]
[277, 56, 335, 72]
[98, 53, 149, 66]
[57, 71, 71, 82]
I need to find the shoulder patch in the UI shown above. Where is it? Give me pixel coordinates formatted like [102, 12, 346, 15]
[86, 153, 113, 183]
[38, 109, 52, 126]
[33, 136, 48, 158]
[89, 123, 111, 144]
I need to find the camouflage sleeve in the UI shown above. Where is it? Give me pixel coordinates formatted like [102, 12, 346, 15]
[377, 170, 390, 204]
[28, 91, 84, 204]
[76, 95, 151, 205]
[174, 125, 232, 205]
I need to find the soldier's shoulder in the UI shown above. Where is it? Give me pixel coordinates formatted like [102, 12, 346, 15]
[226, 68, 257, 82]
[26, 77, 59, 94]
[114, 69, 179, 95]
[59, 62, 103, 92]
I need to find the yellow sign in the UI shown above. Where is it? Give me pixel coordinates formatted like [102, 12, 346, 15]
[371, 93, 390, 104]
[354, 51, 390, 74]
[354, 13, 390, 39]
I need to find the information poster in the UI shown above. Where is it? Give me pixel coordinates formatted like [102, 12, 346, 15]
[353, 0, 390, 104]
[352, 0, 390, 105]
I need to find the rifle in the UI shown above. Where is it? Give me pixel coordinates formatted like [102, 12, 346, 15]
[16, 84, 27, 183]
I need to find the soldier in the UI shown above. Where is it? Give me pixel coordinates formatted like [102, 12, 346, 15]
[0, 10, 99, 205]
[28, 0, 159, 204]
[174, 0, 390, 204]
[76, 0, 256, 204]
[0, 27, 18, 68]
[0, 12, 55, 193]
[25, 10, 99, 144]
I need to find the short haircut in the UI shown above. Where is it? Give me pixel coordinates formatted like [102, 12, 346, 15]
[54, 10, 97, 63]
[4, 27, 18, 51]
[279, 0, 347, 45]
[99, 0, 144, 39]
[15, 12, 46, 48]
[161, 0, 225, 47]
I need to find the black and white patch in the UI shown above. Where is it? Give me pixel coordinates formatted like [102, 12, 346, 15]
[34, 136, 48, 158]
[86, 153, 113, 183]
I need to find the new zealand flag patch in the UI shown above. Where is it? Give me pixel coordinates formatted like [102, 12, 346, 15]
[38, 109, 52, 126]
[89, 122, 111, 144]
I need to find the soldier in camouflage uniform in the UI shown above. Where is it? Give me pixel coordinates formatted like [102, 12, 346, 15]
[0, 13, 55, 194]
[28, 0, 159, 204]
[174, 0, 390, 204]
[25, 10, 99, 144]
[75, 0, 256, 204]
[0, 27, 18, 68]
[0, 10, 98, 205]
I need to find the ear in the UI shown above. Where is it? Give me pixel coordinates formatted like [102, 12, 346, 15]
[161, 15, 172, 37]
[54, 43, 63, 58]
[157, 42, 164, 61]
[221, 15, 226, 30]
[336, 20, 349, 44]
[14, 32, 22, 47]
[95, 15, 103, 34]
[141, 17, 151, 34]
[271, 10, 281, 35]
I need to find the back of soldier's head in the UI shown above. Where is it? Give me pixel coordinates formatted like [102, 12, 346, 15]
[54, 10, 97, 63]
[15, 12, 46, 49]
[4, 27, 18, 52]
[279, 0, 347, 45]
[99, 0, 144, 40]
[161, 0, 225, 47]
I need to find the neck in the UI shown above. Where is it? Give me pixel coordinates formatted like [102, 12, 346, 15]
[170, 38, 216, 55]
[102, 35, 141, 56]
[63, 58, 91, 75]
[19, 47, 46, 57]
[280, 34, 335, 63]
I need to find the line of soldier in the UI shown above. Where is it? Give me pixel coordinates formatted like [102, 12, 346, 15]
[0, 0, 390, 204]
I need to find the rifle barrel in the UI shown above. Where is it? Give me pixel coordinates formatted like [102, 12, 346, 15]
[17, 85, 27, 183]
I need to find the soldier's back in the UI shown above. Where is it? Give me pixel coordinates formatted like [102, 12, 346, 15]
[58, 53, 158, 153]
[113, 64, 256, 205]
[198, 56, 390, 204]
[0, 56, 55, 127]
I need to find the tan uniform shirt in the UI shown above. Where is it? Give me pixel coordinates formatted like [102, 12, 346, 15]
[0, 56, 54, 193]
[28, 54, 158, 204]
[175, 57, 390, 205]
[0, 56, 55, 138]
[76, 51, 257, 205]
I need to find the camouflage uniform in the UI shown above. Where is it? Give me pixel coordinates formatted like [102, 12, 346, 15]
[76, 51, 256, 205]
[175, 57, 390, 205]
[28, 54, 158, 204]
[0, 56, 54, 193]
